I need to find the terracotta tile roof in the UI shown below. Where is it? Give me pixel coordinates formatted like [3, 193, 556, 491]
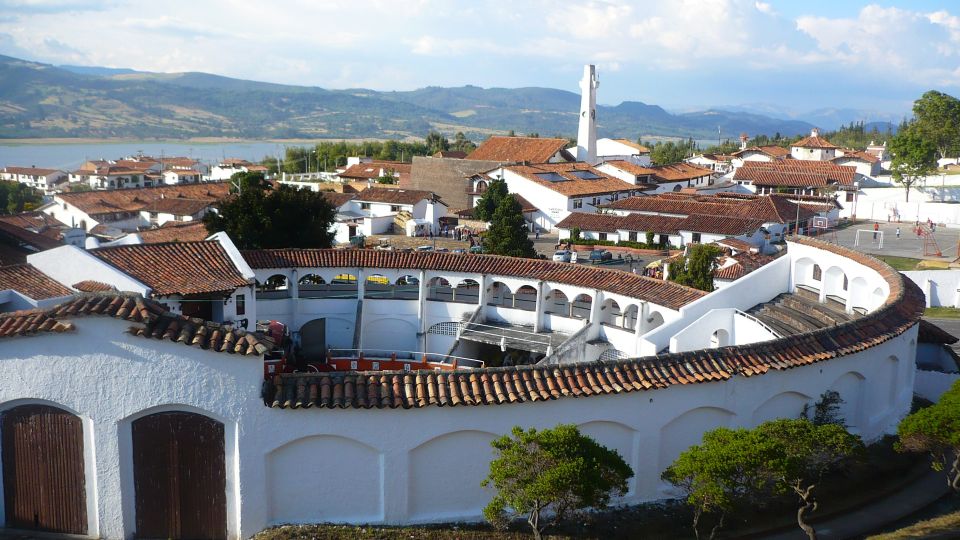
[355, 187, 439, 206]
[505, 162, 637, 197]
[793, 134, 838, 149]
[733, 161, 856, 187]
[555, 212, 684, 235]
[265, 237, 924, 409]
[339, 162, 412, 180]
[433, 150, 467, 158]
[56, 183, 231, 217]
[0, 264, 72, 299]
[918, 319, 958, 345]
[0, 293, 273, 355]
[602, 160, 656, 177]
[241, 249, 706, 311]
[733, 145, 791, 158]
[611, 139, 650, 153]
[141, 198, 211, 216]
[71, 280, 117, 293]
[0, 212, 67, 242]
[833, 151, 879, 164]
[680, 214, 765, 235]
[648, 162, 714, 182]
[91, 240, 250, 296]
[0, 220, 63, 251]
[713, 251, 780, 281]
[2, 167, 63, 176]
[136, 222, 210, 244]
[715, 237, 756, 252]
[467, 136, 572, 163]
[606, 195, 746, 216]
[319, 191, 357, 208]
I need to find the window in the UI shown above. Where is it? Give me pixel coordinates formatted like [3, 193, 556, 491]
[236, 294, 245, 315]
[845, 192, 854, 202]
[591, 197, 600, 206]
[361, 203, 371, 210]
[692, 232, 701, 243]
[843, 275, 848, 291]
[573, 199, 583, 209]
[390, 205, 401, 212]
[149, 212, 158, 220]
[812, 264, 822, 281]
[598, 232, 607, 241]
[174, 215, 184, 222]
[628, 231, 637, 242]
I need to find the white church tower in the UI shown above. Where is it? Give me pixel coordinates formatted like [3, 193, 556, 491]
[576, 64, 599, 164]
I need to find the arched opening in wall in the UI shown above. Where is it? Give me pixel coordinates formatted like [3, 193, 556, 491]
[829, 372, 866, 432]
[710, 329, 730, 348]
[622, 304, 639, 330]
[645, 310, 665, 332]
[672, 185, 682, 192]
[454, 279, 480, 304]
[486, 281, 512, 307]
[544, 289, 571, 317]
[298, 274, 327, 298]
[600, 299, 622, 326]
[793, 257, 818, 298]
[659, 407, 735, 471]
[475, 180, 488, 194]
[364, 274, 393, 299]
[823, 266, 847, 308]
[427, 277, 453, 302]
[872, 287, 886, 309]
[513, 285, 539, 311]
[751, 391, 812, 425]
[394, 275, 420, 300]
[571, 293, 593, 319]
[257, 273, 290, 299]
[2, 404, 87, 535]
[329, 273, 358, 299]
[300, 318, 327, 362]
[848, 277, 870, 314]
[132, 411, 226, 540]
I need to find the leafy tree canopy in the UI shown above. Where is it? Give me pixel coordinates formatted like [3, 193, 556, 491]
[669, 243, 724, 292]
[203, 174, 336, 249]
[645, 138, 697, 165]
[898, 380, 960, 491]
[912, 90, 960, 160]
[484, 194, 536, 258]
[425, 130, 450, 154]
[889, 124, 938, 202]
[473, 178, 509, 223]
[483, 424, 633, 540]
[0, 181, 43, 214]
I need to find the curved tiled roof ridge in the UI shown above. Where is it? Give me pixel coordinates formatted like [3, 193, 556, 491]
[266, 237, 924, 409]
[241, 249, 706, 311]
[0, 292, 273, 356]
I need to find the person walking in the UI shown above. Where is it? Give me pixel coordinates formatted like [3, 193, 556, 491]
[896, 227, 901, 239]
[873, 222, 879, 241]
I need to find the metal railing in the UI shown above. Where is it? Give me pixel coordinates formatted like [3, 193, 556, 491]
[327, 348, 484, 368]
[733, 309, 782, 339]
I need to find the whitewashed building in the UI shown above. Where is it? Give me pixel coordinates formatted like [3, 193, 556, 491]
[0, 166, 68, 193]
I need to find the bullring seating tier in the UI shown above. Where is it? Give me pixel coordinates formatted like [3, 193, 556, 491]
[748, 293, 860, 336]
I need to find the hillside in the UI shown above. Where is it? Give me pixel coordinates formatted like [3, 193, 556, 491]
[0, 54, 816, 141]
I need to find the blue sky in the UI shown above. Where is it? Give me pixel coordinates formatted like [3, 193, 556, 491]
[1, 0, 958, 119]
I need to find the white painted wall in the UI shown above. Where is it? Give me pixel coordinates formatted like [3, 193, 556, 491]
[914, 369, 960, 401]
[902, 270, 960, 308]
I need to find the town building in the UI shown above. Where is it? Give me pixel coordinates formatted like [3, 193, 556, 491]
[407, 155, 503, 212]
[732, 160, 857, 198]
[473, 162, 641, 231]
[791, 128, 839, 161]
[466, 136, 575, 164]
[337, 161, 412, 185]
[685, 153, 735, 174]
[0, 166, 68, 193]
[210, 159, 269, 182]
[597, 161, 715, 193]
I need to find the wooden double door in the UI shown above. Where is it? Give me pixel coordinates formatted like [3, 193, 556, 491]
[132, 411, 227, 540]
[2, 404, 88, 535]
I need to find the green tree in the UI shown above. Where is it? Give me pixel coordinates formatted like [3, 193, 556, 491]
[665, 419, 863, 540]
[650, 138, 698, 166]
[484, 195, 536, 258]
[889, 124, 937, 202]
[425, 130, 450, 154]
[375, 168, 398, 184]
[229, 171, 271, 194]
[898, 380, 960, 491]
[663, 427, 774, 540]
[204, 180, 336, 249]
[482, 425, 633, 540]
[912, 90, 960, 160]
[801, 390, 846, 427]
[0, 181, 42, 214]
[452, 131, 476, 153]
[473, 179, 509, 223]
[669, 243, 723, 292]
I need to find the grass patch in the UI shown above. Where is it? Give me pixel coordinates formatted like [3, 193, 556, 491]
[877, 255, 924, 271]
[918, 260, 952, 270]
[867, 508, 960, 539]
[925, 306, 960, 319]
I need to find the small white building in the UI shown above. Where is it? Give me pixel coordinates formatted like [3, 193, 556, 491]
[0, 166, 68, 193]
[139, 197, 212, 227]
[791, 128, 839, 161]
[833, 151, 881, 179]
[571, 138, 652, 166]
[598, 161, 715, 194]
[210, 159, 269, 182]
[162, 169, 202, 185]
[70, 166, 156, 190]
[476, 162, 640, 232]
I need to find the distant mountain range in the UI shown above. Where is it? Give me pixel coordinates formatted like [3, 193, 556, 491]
[0, 54, 878, 142]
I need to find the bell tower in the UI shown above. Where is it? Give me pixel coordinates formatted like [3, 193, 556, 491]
[576, 64, 599, 164]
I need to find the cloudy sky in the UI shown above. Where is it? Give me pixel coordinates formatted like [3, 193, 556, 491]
[1, 0, 958, 117]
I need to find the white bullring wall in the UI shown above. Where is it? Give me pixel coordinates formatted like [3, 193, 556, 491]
[0, 315, 916, 538]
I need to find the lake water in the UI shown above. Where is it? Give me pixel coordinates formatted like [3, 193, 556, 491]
[0, 140, 299, 170]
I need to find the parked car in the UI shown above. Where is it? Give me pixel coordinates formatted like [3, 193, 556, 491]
[452, 248, 467, 254]
[553, 250, 572, 262]
[435, 247, 450, 253]
[416, 245, 434, 252]
[589, 249, 612, 262]
[469, 245, 484, 254]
